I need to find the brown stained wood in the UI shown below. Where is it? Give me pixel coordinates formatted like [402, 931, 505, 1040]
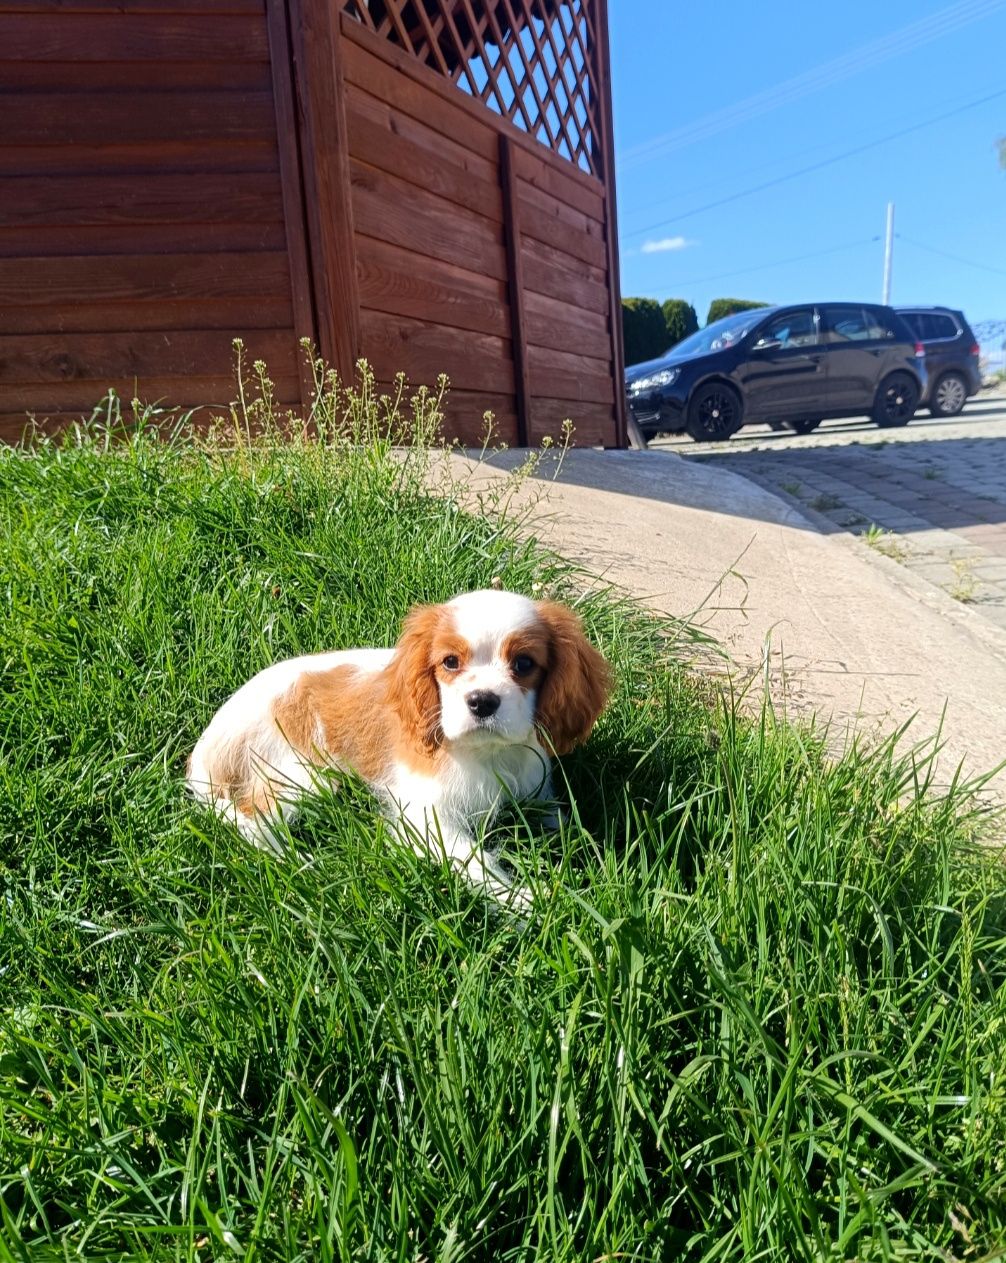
[346, 107, 502, 223]
[499, 136, 529, 446]
[0, 223, 288, 257]
[2, 93, 275, 145]
[357, 235, 509, 338]
[0, 60, 273, 91]
[346, 84, 497, 185]
[0, 140, 279, 178]
[528, 397, 615, 446]
[528, 358, 615, 407]
[524, 291, 610, 360]
[350, 160, 507, 282]
[0, 172, 282, 226]
[0, 2, 264, 11]
[340, 10, 605, 198]
[0, 298, 293, 336]
[0, 329, 297, 386]
[360, 309, 513, 395]
[0, 375, 301, 415]
[511, 144, 603, 223]
[519, 177, 606, 247]
[289, 0, 360, 381]
[0, 253, 291, 305]
[341, 24, 499, 165]
[0, 14, 270, 60]
[517, 185, 607, 270]
[592, 0, 626, 447]
[265, 0, 316, 406]
[521, 238, 608, 315]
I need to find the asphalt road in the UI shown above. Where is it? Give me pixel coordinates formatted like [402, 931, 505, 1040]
[653, 388, 1006, 634]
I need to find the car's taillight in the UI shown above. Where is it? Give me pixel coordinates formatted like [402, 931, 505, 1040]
[970, 342, 980, 357]
[914, 341, 925, 357]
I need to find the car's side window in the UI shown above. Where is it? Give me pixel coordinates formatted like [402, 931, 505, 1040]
[753, 309, 818, 350]
[823, 307, 871, 343]
[864, 308, 898, 340]
[931, 314, 958, 340]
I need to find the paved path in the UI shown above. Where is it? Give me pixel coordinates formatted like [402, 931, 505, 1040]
[451, 438, 1006, 793]
[654, 390, 1006, 635]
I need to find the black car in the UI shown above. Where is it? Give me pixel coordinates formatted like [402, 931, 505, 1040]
[625, 302, 926, 442]
[894, 306, 982, 417]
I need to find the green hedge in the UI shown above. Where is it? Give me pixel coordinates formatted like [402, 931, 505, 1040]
[621, 297, 667, 366]
[662, 298, 699, 347]
[706, 298, 770, 324]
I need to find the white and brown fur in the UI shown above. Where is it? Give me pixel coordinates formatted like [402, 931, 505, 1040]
[187, 589, 611, 905]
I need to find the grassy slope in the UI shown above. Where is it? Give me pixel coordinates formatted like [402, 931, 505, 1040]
[1, 384, 1005, 1261]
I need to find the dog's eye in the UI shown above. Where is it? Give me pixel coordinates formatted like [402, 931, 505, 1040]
[512, 654, 535, 676]
[442, 655, 460, 671]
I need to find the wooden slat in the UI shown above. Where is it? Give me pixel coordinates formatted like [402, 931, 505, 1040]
[340, 13, 606, 198]
[524, 289, 610, 360]
[529, 397, 615, 446]
[289, 0, 360, 381]
[0, 253, 291, 305]
[346, 82, 497, 185]
[265, 0, 316, 407]
[500, 136, 529, 446]
[356, 236, 509, 338]
[1, 93, 274, 144]
[0, 60, 272, 91]
[521, 237, 608, 314]
[341, 31, 498, 164]
[511, 144, 604, 223]
[0, 376, 300, 414]
[0, 14, 270, 60]
[528, 346, 615, 406]
[0, 330, 296, 386]
[0, 140, 278, 178]
[360, 309, 513, 395]
[0, 172, 282, 226]
[346, 105, 501, 222]
[374, 381, 518, 446]
[517, 181, 607, 269]
[0, 223, 287, 257]
[0, 2, 264, 11]
[351, 160, 507, 282]
[0, 298, 293, 336]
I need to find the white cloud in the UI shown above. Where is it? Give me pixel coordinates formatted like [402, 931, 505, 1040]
[640, 236, 693, 254]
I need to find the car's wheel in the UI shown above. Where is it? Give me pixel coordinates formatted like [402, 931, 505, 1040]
[786, 418, 821, 435]
[872, 373, 919, 428]
[929, 371, 968, 417]
[685, 382, 744, 442]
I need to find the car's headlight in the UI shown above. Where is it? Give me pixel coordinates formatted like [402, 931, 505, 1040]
[629, 367, 679, 392]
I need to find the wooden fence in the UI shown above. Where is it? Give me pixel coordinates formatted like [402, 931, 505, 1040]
[0, 0, 625, 447]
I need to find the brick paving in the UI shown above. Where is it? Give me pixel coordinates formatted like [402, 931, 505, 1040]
[653, 389, 1006, 634]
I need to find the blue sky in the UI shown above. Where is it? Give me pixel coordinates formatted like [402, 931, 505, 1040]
[608, 0, 1006, 332]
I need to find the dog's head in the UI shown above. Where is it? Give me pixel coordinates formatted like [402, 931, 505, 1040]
[387, 590, 611, 755]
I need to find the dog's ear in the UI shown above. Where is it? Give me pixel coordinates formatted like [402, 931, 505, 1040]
[534, 601, 612, 755]
[386, 604, 443, 753]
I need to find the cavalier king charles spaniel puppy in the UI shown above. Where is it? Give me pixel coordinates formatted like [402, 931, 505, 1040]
[187, 589, 611, 905]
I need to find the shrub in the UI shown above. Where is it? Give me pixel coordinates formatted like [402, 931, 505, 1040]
[662, 298, 699, 348]
[621, 297, 667, 366]
[706, 297, 770, 325]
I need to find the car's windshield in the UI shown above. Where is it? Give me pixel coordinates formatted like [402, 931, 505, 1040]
[669, 310, 770, 358]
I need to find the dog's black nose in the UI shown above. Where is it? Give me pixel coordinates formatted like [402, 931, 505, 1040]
[466, 690, 500, 719]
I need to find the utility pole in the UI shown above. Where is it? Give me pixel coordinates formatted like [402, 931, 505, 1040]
[882, 201, 895, 305]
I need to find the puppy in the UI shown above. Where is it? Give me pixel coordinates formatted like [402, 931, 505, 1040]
[187, 589, 611, 904]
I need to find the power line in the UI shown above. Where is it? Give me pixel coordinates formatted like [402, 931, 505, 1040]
[647, 237, 877, 291]
[898, 236, 1006, 277]
[621, 84, 1006, 242]
[618, 0, 1006, 171]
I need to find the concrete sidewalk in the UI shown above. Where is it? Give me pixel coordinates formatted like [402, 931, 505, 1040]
[451, 447, 1006, 792]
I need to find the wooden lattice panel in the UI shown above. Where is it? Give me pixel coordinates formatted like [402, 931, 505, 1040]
[342, 0, 601, 174]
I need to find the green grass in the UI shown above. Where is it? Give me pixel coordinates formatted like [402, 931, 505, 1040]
[2, 365, 1006, 1261]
